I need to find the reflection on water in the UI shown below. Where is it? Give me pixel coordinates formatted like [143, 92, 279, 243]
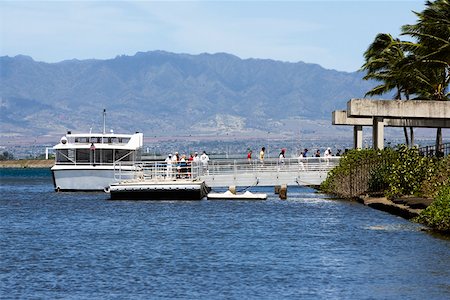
[364, 224, 423, 232]
[1, 169, 449, 299]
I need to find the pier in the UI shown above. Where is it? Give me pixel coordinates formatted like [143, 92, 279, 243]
[115, 157, 340, 187]
[200, 157, 340, 187]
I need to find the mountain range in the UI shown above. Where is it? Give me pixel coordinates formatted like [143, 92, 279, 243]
[0, 51, 376, 141]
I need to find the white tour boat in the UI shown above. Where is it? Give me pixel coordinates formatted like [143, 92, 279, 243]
[51, 131, 143, 191]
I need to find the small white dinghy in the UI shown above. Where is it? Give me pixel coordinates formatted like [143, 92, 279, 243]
[207, 190, 267, 200]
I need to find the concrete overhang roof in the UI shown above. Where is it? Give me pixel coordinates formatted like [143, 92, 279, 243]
[332, 110, 450, 128]
[347, 99, 450, 119]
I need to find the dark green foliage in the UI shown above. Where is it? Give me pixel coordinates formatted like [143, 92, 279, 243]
[320, 149, 389, 198]
[384, 145, 439, 198]
[0, 151, 14, 161]
[420, 156, 450, 198]
[368, 163, 390, 194]
[415, 185, 450, 232]
[321, 146, 445, 199]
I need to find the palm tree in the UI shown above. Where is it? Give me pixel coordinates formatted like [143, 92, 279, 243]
[361, 33, 418, 146]
[401, 0, 450, 153]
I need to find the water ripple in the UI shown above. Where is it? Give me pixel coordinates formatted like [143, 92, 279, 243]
[1, 169, 449, 299]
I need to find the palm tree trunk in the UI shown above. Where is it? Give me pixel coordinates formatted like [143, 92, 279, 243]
[435, 128, 442, 156]
[403, 127, 410, 147]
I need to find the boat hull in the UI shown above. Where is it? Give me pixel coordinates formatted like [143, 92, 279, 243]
[51, 166, 136, 191]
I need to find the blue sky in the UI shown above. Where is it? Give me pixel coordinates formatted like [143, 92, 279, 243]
[1, 0, 425, 72]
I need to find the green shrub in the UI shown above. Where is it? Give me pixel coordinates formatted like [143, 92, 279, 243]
[384, 145, 438, 199]
[414, 185, 450, 232]
[368, 163, 390, 193]
[321, 145, 445, 199]
[320, 149, 387, 197]
[420, 156, 450, 198]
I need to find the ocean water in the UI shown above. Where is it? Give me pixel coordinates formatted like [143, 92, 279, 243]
[0, 168, 449, 299]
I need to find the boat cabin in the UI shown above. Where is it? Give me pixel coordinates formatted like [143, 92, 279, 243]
[53, 132, 143, 166]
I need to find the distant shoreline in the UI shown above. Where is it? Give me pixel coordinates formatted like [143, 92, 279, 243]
[0, 159, 54, 169]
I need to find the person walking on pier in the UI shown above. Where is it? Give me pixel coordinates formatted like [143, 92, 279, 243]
[302, 148, 308, 157]
[200, 151, 209, 175]
[193, 152, 200, 163]
[259, 147, 265, 164]
[247, 149, 252, 164]
[298, 151, 306, 171]
[165, 153, 173, 178]
[324, 147, 332, 165]
[278, 148, 286, 167]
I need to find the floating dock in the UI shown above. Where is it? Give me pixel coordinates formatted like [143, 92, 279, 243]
[108, 180, 211, 200]
[207, 190, 267, 200]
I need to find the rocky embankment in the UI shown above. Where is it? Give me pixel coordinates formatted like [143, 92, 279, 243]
[358, 196, 433, 219]
[0, 159, 54, 168]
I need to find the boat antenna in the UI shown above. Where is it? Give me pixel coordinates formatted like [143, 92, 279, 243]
[103, 109, 106, 134]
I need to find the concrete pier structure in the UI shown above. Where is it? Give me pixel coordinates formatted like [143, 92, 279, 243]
[332, 99, 450, 149]
[333, 110, 450, 128]
[347, 99, 450, 119]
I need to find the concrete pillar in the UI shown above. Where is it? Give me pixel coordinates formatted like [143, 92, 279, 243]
[274, 185, 280, 194]
[279, 184, 287, 200]
[228, 186, 236, 194]
[353, 125, 363, 149]
[372, 117, 384, 150]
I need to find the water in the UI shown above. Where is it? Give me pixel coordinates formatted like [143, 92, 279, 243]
[1, 169, 449, 299]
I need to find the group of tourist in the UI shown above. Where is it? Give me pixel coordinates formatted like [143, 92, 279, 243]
[299, 147, 342, 158]
[247, 146, 341, 163]
[164, 151, 209, 178]
[247, 147, 269, 164]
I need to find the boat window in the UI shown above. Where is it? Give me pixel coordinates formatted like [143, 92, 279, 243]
[103, 149, 113, 163]
[115, 150, 133, 162]
[95, 150, 101, 164]
[75, 137, 89, 143]
[56, 150, 70, 162]
[76, 149, 90, 163]
[56, 149, 75, 163]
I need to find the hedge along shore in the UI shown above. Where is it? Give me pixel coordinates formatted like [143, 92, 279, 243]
[0, 159, 54, 168]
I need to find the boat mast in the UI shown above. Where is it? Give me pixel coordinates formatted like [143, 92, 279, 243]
[103, 109, 106, 134]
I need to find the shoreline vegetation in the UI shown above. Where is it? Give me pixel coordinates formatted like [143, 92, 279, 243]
[320, 146, 450, 234]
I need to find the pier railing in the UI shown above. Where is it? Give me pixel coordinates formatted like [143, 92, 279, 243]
[207, 157, 340, 174]
[113, 157, 341, 186]
[418, 142, 450, 158]
[204, 157, 340, 187]
[113, 161, 203, 182]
